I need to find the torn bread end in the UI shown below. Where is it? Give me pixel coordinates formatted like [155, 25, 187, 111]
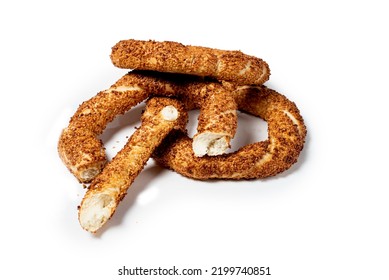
[161, 105, 178, 121]
[79, 193, 116, 233]
[193, 132, 229, 157]
[80, 167, 100, 182]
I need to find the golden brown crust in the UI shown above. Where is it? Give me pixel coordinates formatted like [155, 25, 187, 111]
[57, 77, 149, 183]
[110, 39, 270, 85]
[57, 83, 148, 182]
[59, 40, 308, 233]
[153, 86, 307, 180]
[78, 97, 188, 233]
[58, 71, 237, 182]
[59, 70, 305, 183]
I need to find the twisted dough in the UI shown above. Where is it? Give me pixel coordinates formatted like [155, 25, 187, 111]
[111, 39, 270, 85]
[153, 84, 306, 179]
[58, 71, 237, 183]
[79, 97, 187, 233]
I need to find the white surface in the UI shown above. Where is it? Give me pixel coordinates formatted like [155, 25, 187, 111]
[1, 0, 388, 279]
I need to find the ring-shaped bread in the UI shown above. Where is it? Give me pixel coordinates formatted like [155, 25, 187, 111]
[153, 84, 307, 180]
[58, 71, 238, 183]
[111, 39, 270, 86]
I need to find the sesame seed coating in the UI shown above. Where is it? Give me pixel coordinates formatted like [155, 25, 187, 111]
[111, 39, 270, 85]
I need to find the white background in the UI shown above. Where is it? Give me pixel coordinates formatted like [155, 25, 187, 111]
[1, 0, 388, 279]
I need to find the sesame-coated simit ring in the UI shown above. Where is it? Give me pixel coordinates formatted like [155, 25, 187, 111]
[110, 39, 270, 86]
[153, 84, 307, 180]
[58, 71, 238, 183]
[58, 40, 306, 233]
